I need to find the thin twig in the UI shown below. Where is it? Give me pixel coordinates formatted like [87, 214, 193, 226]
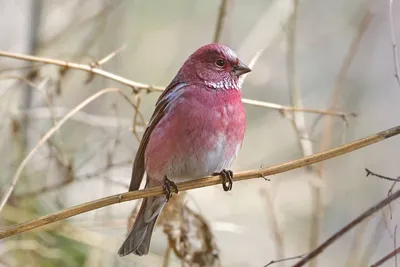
[264, 254, 305, 267]
[240, 98, 354, 118]
[0, 88, 138, 214]
[389, 0, 400, 88]
[213, 0, 229, 43]
[370, 246, 400, 267]
[96, 44, 126, 66]
[0, 125, 399, 239]
[0, 50, 153, 91]
[366, 168, 400, 182]
[292, 189, 400, 267]
[0, 50, 352, 118]
[377, 168, 400, 219]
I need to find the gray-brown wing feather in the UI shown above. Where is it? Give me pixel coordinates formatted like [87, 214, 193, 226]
[128, 79, 185, 192]
[128, 102, 167, 191]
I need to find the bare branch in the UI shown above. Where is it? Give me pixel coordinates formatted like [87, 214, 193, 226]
[365, 168, 400, 182]
[96, 44, 127, 66]
[264, 254, 305, 267]
[241, 98, 354, 118]
[0, 50, 154, 91]
[292, 189, 400, 267]
[370, 246, 400, 267]
[0, 49, 352, 118]
[0, 124, 399, 239]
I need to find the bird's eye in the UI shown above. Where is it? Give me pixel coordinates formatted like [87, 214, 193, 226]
[215, 59, 225, 68]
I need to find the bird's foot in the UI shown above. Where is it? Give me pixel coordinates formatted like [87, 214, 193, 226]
[214, 169, 233, 191]
[163, 176, 178, 201]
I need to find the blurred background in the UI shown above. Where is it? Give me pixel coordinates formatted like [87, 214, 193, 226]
[0, 0, 399, 266]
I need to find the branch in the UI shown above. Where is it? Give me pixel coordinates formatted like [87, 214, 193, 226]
[264, 254, 305, 267]
[0, 50, 354, 118]
[370, 246, 400, 267]
[0, 50, 154, 91]
[0, 125, 399, 239]
[366, 168, 400, 182]
[292, 189, 400, 267]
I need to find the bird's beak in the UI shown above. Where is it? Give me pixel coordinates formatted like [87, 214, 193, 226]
[233, 61, 251, 76]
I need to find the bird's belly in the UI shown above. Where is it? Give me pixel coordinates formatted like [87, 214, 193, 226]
[165, 133, 240, 181]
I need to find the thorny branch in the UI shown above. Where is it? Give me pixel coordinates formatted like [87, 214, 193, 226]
[0, 50, 354, 118]
[0, 124, 399, 239]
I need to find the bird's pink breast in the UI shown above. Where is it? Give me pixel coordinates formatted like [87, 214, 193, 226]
[144, 87, 245, 181]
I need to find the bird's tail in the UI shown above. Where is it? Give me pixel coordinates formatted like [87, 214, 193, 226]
[118, 194, 166, 256]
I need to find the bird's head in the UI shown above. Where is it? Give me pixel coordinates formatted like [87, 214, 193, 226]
[179, 43, 251, 90]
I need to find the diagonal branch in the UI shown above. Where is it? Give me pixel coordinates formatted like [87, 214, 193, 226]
[292, 189, 400, 267]
[370, 246, 400, 267]
[0, 125, 399, 240]
[0, 50, 354, 118]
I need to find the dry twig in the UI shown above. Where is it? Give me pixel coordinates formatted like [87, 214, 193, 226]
[264, 254, 305, 267]
[366, 168, 400, 182]
[0, 124, 399, 239]
[0, 50, 353, 118]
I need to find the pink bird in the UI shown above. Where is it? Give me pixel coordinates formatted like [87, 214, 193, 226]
[118, 43, 251, 256]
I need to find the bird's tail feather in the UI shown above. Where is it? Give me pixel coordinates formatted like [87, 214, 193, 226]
[118, 195, 166, 256]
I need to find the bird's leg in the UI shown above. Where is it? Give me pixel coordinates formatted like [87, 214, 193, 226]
[214, 169, 234, 191]
[163, 176, 179, 201]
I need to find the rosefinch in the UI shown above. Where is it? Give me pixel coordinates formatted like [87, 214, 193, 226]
[118, 43, 251, 256]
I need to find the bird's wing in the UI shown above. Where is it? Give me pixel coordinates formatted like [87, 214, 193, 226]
[128, 78, 186, 191]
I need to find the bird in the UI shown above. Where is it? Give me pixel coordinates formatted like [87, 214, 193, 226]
[118, 43, 251, 257]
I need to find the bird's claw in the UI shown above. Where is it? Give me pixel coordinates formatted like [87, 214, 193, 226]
[214, 169, 233, 191]
[163, 176, 178, 201]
